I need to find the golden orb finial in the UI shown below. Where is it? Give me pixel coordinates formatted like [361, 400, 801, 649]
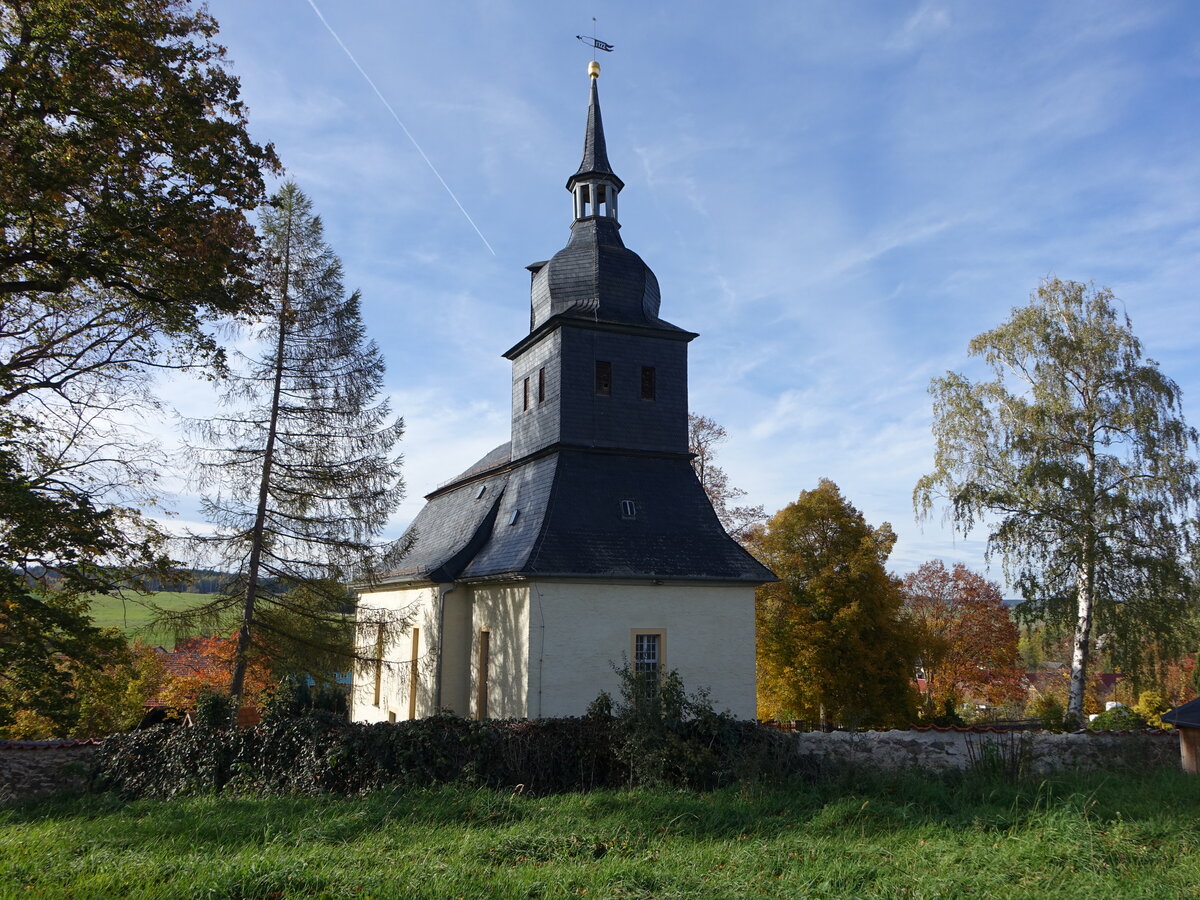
[588, 60, 601, 79]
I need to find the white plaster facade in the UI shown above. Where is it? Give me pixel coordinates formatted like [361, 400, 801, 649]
[350, 579, 757, 722]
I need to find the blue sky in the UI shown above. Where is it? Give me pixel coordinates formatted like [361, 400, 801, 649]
[171, 0, 1200, 585]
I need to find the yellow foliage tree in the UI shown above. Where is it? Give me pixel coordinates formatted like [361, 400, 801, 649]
[751, 480, 918, 729]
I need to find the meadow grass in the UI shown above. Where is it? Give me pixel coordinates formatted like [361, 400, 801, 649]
[87, 591, 212, 647]
[2, 768, 1198, 899]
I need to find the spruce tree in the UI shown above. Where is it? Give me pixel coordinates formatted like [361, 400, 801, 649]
[174, 182, 406, 710]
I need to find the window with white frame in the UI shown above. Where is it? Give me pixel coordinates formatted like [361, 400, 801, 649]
[633, 631, 663, 700]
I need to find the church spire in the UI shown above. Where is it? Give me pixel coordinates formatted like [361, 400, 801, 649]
[567, 62, 623, 222]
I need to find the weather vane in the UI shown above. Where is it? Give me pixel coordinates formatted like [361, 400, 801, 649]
[576, 18, 614, 59]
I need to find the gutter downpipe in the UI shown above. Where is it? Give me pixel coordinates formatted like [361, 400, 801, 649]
[533, 581, 546, 718]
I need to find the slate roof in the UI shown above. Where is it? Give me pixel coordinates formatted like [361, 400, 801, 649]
[385, 454, 512, 583]
[376, 70, 775, 591]
[531, 75, 681, 335]
[528, 217, 688, 334]
[1162, 696, 1200, 728]
[379, 444, 773, 586]
[569, 76, 623, 191]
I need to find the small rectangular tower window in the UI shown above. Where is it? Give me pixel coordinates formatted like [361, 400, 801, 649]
[595, 360, 612, 396]
[538, 367, 546, 403]
[522, 377, 529, 411]
[640, 366, 657, 401]
[620, 499, 637, 519]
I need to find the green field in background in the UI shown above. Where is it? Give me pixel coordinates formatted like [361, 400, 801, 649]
[88, 591, 216, 647]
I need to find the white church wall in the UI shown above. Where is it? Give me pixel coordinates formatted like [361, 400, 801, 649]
[527, 580, 757, 719]
[438, 585, 474, 716]
[470, 584, 531, 719]
[351, 585, 440, 723]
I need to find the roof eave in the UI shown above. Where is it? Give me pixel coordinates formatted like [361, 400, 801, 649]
[503, 314, 697, 360]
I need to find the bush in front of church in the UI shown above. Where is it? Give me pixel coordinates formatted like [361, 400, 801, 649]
[94, 677, 806, 799]
[588, 665, 806, 790]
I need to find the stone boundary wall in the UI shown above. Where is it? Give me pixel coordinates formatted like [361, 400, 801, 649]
[0, 728, 1183, 804]
[788, 728, 1179, 775]
[0, 741, 100, 805]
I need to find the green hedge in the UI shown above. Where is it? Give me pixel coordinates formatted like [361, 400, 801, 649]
[94, 711, 802, 799]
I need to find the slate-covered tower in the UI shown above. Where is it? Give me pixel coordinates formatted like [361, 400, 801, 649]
[352, 65, 773, 723]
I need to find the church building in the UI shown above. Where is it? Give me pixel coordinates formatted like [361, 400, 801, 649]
[351, 63, 773, 722]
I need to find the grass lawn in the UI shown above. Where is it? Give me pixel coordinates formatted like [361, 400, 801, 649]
[2, 769, 1199, 899]
[87, 591, 214, 647]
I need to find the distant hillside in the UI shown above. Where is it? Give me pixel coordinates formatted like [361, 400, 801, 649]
[139, 569, 235, 594]
[88, 590, 216, 648]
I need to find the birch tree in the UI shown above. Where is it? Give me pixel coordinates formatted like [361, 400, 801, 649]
[915, 279, 1198, 723]
[174, 183, 406, 710]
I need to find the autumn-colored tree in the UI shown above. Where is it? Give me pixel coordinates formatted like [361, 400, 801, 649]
[72, 642, 168, 738]
[0, 0, 277, 730]
[916, 279, 1199, 723]
[1110, 645, 1200, 709]
[0, 0, 277, 322]
[157, 634, 273, 712]
[901, 561, 1024, 710]
[751, 479, 918, 728]
[0, 633, 169, 739]
[688, 413, 766, 541]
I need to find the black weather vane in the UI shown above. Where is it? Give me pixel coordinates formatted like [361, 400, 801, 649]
[576, 18, 614, 55]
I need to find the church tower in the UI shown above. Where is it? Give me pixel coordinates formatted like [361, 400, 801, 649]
[353, 65, 773, 723]
[507, 64, 690, 462]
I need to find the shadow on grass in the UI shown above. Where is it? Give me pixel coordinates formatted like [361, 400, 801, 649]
[5, 768, 1200, 856]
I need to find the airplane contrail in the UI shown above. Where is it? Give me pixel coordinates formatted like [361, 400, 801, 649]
[305, 0, 497, 256]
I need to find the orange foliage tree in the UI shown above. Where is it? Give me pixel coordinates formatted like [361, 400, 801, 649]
[158, 634, 274, 711]
[901, 560, 1024, 709]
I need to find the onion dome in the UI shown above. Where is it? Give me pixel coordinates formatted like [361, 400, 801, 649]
[526, 65, 682, 334]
